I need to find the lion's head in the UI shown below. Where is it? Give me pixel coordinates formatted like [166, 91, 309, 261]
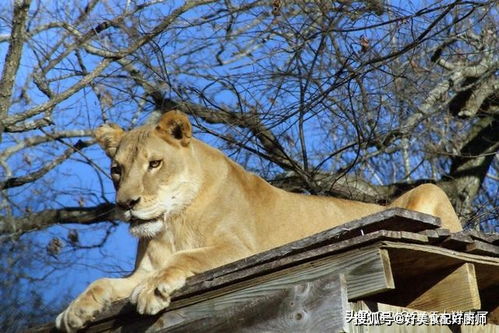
[94, 111, 201, 238]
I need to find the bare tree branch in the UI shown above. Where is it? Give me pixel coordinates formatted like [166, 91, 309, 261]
[0, 0, 32, 137]
[0, 203, 118, 235]
[3, 0, 216, 129]
[0, 139, 93, 190]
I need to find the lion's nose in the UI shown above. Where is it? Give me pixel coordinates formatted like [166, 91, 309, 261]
[117, 196, 141, 210]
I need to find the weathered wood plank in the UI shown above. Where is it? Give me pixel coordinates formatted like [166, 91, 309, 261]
[407, 263, 481, 311]
[424, 230, 499, 253]
[174, 231, 420, 303]
[27, 231, 424, 333]
[419, 229, 451, 244]
[440, 231, 474, 250]
[171, 246, 394, 310]
[466, 240, 499, 257]
[380, 241, 499, 267]
[134, 274, 349, 333]
[93, 230, 426, 324]
[86, 247, 392, 332]
[462, 230, 499, 245]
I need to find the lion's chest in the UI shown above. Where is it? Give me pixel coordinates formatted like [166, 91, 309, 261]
[139, 222, 200, 271]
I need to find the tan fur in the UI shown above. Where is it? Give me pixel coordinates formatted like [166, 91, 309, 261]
[56, 111, 462, 332]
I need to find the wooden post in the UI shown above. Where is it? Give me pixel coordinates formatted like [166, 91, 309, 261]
[407, 263, 481, 312]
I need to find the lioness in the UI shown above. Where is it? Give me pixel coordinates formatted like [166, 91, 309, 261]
[56, 110, 462, 332]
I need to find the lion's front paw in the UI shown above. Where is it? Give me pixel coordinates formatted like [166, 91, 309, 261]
[55, 280, 113, 332]
[130, 268, 186, 315]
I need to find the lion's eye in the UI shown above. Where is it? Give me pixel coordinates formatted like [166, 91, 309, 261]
[149, 160, 162, 169]
[110, 166, 121, 175]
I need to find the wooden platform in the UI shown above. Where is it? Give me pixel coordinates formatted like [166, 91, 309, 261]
[32, 208, 499, 332]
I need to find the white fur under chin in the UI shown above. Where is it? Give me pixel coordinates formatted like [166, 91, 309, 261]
[125, 173, 200, 238]
[129, 220, 165, 238]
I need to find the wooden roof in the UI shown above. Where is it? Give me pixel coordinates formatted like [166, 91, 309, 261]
[31, 208, 499, 332]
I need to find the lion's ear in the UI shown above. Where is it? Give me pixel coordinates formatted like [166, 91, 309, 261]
[94, 123, 125, 157]
[155, 110, 192, 147]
